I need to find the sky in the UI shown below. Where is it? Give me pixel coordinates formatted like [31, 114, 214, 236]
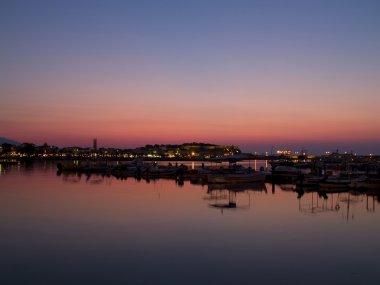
[1, 0, 379, 154]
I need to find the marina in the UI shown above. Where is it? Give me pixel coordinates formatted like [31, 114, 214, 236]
[54, 150, 380, 195]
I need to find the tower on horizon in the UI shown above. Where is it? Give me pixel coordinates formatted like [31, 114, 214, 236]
[93, 138, 97, 150]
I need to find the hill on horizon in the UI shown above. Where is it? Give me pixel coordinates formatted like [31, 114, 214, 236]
[0, 137, 21, 146]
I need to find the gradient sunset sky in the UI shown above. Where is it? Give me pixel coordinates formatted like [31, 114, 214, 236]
[1, 0, 379, 154]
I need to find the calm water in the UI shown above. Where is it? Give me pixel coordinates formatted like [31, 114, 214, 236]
[0, 162, 379, 285]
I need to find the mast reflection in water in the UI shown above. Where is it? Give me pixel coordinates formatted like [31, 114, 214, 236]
[0, 161, 379, 285]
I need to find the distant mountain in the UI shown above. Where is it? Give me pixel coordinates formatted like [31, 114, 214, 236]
[0, 137, 21, 145]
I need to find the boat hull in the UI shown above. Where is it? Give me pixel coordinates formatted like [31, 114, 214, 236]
[208, 172, 266, 184]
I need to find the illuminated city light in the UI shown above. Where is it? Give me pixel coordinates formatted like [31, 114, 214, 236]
[276, 150, 291, 155]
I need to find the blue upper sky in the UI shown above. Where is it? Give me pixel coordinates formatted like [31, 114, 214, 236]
[1, 0, 380, 154]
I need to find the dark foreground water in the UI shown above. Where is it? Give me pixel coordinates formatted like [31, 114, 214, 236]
[0, 162, 379, 285]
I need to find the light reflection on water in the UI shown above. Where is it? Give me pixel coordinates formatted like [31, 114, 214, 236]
[0, 161, 379, 285]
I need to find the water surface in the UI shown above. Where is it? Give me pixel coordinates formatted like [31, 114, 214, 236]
[0, 162, 379, 285]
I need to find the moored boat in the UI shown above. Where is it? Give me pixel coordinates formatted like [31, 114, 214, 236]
[208, 172, 266, 184]
[350, 178, 380, 190]
[146, 166, 178, 178]
[319, 175, 367, 191]
[296, 175, 323, 189]
[57, 162, 84, 172]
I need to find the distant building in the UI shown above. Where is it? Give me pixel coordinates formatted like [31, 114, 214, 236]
[93, 138, 97, 150]
[276, 150, 291, 156]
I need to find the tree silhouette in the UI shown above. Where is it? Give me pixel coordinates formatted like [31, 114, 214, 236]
[1, 143, 13, 154]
